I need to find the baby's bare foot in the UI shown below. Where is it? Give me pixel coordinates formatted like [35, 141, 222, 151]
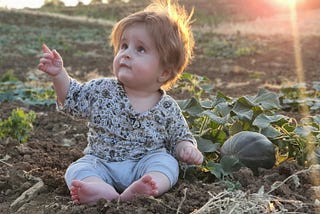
[70, 180, 119, 204]
[120, 175, 158, 201]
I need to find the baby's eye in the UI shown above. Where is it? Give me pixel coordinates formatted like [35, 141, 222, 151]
[120, 43, 128, 50]
[137, 46, 145, 54]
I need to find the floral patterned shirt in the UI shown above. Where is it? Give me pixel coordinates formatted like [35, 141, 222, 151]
[58, 78, 196, 162]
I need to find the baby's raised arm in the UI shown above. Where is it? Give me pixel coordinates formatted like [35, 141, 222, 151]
[38, 44, 70, 106]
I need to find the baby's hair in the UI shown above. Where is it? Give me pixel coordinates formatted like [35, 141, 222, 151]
[110, 0, 194, 90]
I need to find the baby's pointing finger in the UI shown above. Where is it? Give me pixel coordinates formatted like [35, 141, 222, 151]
[42, 44, 53, 55]
[52, 49, 62, 60]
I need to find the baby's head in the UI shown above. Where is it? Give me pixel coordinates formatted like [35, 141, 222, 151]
[110, 0, 194, 90]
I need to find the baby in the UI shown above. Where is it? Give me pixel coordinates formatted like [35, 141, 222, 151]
[38, 0, 203, 204]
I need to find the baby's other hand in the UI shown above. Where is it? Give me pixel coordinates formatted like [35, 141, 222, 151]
[38, 44, 64, 77]
[176, 141, 203, 165]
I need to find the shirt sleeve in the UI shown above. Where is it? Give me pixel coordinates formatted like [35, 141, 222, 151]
[166, 99, 197, 154]
[57, 78, 96, 118]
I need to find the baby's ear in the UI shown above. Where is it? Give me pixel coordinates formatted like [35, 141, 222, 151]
[158, 69, 172, 83]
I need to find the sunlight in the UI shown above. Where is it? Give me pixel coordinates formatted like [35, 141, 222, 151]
[0, 0, 94, 9]
[63, 0, 92, 7]
[271, 0, 306, 10]
[289, 1, 305, 85]
[0, 0, 132, 9]
[273, 0, 303, 7]
[0, 0, 45, 9]
[288, 0, 319, 191]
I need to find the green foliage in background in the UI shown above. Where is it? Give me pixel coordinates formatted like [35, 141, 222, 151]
[176, 73, 320, 179]
[0, 22, 108, 58]
[280, 81, 320, 113]
[0, 69, 18, 82]
[197, 32, 266, 59]
[0, 70, 56, 106]
[0, 9, 110, 64]
[0, 108, 36, 143]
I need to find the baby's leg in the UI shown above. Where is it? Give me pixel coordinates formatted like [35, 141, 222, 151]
[70, 176, 120, 204]
[120, 172, 170, 201]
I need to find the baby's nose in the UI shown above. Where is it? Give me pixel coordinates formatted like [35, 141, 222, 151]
[122, 48, 132, 59]
[124, 54, 131, 59]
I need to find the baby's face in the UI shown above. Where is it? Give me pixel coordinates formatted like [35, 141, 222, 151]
[113, 23, 166, 92]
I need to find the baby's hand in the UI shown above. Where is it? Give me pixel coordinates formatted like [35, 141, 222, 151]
[176, 141, 203, 165]
[38, 44, 64, 77]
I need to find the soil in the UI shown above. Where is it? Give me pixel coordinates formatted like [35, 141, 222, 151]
[1, 1, 320, 213]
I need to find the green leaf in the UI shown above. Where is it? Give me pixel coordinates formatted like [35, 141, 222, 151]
[294, 125, 317, 137]
[261, 126, 281, 138]
[200, 100, 214, 108]
[236, 96, 255, 107]
[253, 114, 286, 129]
[0, 69, 18, 82]
[201, 84, 214, 94]
[231, 102, 254, 121]
[220, 155, 243, 173]
[216, 91, 233, 102]
[180, 72, 193, 80]
[252, 89, 282, 110]
[0, 80, 55, 106]
[195, 136, 220, 153]
[312, 81, 320, 92]
[215, 102, 232, 116]
[0, 108, 36, 143]
[205, 161, 226, 179]
[177, 97, 203, 115]
[229, 121, 244, 135]
[282, 122, 296, 133]
[201, 110, 227, 124]
[312, 115, 320, 125]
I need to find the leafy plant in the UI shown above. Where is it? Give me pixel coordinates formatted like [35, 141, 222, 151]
[198, 32, 265, 59]
[0, 80, 56, 106]
[0, 16, 109, 59]
[280, 81, 320, 113]
[175, 73, 320, 179]
[273, 115, 320, 165]
[174, 72, 214, 100]
[0, 69, 18, 82]
[0, 108, 36, 143]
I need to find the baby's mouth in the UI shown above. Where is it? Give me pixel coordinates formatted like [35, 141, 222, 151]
[119, 62, 130, 69]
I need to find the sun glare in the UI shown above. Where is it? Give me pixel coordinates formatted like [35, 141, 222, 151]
[287, 0, 318, 191]
[0, 0, 94, 9]
[0, 0, 45, 9]
[273, 0, 304, 7]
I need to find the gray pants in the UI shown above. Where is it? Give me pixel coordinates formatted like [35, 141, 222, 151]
[64, 151, 179, 192]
